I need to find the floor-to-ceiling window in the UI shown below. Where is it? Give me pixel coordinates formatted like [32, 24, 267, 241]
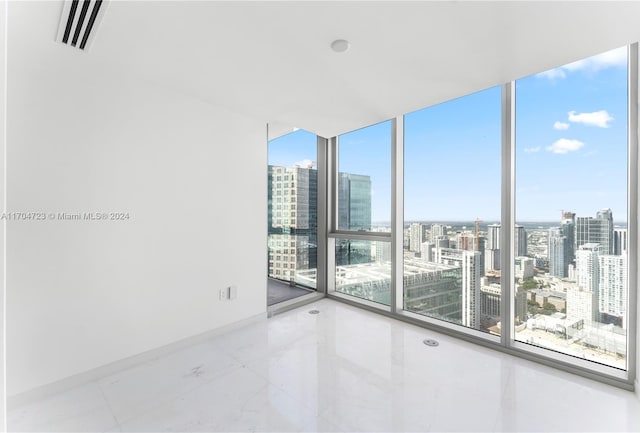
[514, 46, 629, 369]
[403, 86, 502, 335]
[313, 44, 636, 387]
[331, 121, 392, 306]
[267, 130, 318, 303]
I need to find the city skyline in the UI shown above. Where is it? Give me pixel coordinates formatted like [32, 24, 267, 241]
[266, 156, 629, 365]
[267, 45, 631, 365]
[269, 46, 628, 223]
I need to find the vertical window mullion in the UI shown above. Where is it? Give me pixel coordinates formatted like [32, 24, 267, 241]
[501, 82, 515, 348]
[326, 137, 338, 295]
[627, 42, 638, 385]
[317, 136, 328, 294]
[392, 116, 404, 314]
[328, 137, 338, 234]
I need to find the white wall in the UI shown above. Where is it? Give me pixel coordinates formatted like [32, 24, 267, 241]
[1, 0, 6, 427]
[6, 2, 266, 397]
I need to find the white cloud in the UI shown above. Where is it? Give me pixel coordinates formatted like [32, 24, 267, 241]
[568, 110, 613, 128]
[546, 138, 585, 154]
[523, 146, 541, 153]
[553, 121, 570, 130]
[293, 159, 315, 168]
[537, 46, 626, 80]
[536, 68, 566, 80]
[564, 46, 627, 73]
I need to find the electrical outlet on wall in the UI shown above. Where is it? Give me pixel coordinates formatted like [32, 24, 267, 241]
[219, 288, 227, 301]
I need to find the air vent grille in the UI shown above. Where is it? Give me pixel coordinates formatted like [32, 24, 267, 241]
[56, 0, 107, 51]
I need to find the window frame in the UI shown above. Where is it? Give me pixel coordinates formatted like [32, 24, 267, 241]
[326, 126, 394, 308]
[329, 121, 393, 239]
[320, 44, 638, 389]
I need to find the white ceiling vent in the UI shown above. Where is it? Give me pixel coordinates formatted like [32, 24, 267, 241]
[56, 0, 108, 51]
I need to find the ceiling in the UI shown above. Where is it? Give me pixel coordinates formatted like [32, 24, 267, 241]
[11, 1, 640, 139]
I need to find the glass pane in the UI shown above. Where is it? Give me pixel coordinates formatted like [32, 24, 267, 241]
[335, 239, 391, 306]
[515, 46, 628, 369]
[403, 87, 501, 335]
[267, 130, 317, 291]
[338, 121, 391, 231]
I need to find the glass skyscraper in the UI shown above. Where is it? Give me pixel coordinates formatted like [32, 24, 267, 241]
[576, 209, 614, 255]
[335, 172, 373, 266]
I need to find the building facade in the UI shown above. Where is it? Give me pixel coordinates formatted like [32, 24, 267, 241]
[575, 243, 602, 321]
[599, 254, 628, 328]
[548, 227, 567, 278]
[438, 248, 481, 329]
[576, 209, 614, 255]
[268, 164, 318, 284]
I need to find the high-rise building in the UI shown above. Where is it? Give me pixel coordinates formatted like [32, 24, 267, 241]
[515, 256, 534, 279]
[458, 231, 484, 252]
[457, 232, 475, 251]
[483, 224, 525, 271]
[566, 284, 596, 324]
[409, 223, 424, 252]
[485, 249, 500, 273]
[561, 211, 576, 264]
[479, 283, 501, 321]
[576, 243, 601, 292]
[485, 223, 501, 272]
[515, 225, 527, 257]
[336, 172, 373, 265]
[404, 257, 462, 324]
[515, 287, 528, 325]
[433, 237, 450, 249]
[599, 254, 627, 328]
[269, 165, 375, 279]
[458, 232, 486, 276]
[420, 241, 434, 262]
[337, 172, 372, 231]
[479, 283, 527, 329]
[614, 228, 628, 256]
[548, 227, 567, 278]
[486, 224, 500, 249]
[403, 227, 411, 249]
[576, 209, 614, 255]
[437, 248, 481, 329]
[373, 241, 391, 264]
[575, 243, 601, 321]
[432, 237, 450, 263]
[267, 164, 318, 283]
[430, 224, 448, 242]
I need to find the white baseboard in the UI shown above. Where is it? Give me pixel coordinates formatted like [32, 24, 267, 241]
[7, 312, 267, 410]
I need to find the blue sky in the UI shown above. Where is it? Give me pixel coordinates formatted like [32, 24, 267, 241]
[268, 129, 318, 168]
[269, 46, 628, 224]
[515, 47, 628, 223]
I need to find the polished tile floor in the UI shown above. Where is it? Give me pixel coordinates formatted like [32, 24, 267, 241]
[8, 299, 640, 432]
